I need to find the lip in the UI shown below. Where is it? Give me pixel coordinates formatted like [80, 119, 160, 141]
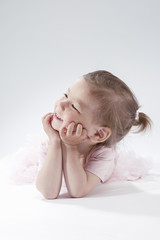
[53, 113, 63, 121]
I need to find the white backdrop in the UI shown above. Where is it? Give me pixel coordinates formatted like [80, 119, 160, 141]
[0, 0, 160, 170]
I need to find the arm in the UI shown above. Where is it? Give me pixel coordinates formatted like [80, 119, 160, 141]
[36, 113, 62, 199]
[60, 122, 100, 198]
[62, 144, 100, 198]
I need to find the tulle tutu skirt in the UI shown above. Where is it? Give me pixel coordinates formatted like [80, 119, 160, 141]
[1, 134, 153, 185]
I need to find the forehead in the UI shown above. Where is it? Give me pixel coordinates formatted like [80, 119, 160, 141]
[70, 77, 90, 97]
[70, 77, 99, 112]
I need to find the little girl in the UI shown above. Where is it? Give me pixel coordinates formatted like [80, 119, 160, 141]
[35, 70, 151, 199]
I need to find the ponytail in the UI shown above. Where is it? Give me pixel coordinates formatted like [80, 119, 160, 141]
[133, 112, 152, 133]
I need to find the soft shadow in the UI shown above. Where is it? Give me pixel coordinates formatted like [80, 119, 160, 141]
[44, 175, 160, 218]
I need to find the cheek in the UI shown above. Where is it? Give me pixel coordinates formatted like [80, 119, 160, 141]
[84, 124, 92, 135]
[83, 119, 96, 136]
[77, 121, 91, 135]
[61, 111, 74, 124]
[63, 113, 83, 129]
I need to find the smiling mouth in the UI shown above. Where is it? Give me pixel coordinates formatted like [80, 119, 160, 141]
[53, 113, 63, 121]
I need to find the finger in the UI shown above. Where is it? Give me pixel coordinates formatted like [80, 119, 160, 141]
[42, 112, 51, 119]
[67, 122, 76, 136]
[76, 124, 83, 137]
[42, 116, 53, 132]
[42, 112, 53, 119]
[42, 113, 49, 122]
[59, 126, 67, 139]
[81, 128, 88, 140]
[42, 113, 53, 122]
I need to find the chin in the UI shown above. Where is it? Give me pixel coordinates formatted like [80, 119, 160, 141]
[52, 126, 59, 131]
[51, 120, 61, 131]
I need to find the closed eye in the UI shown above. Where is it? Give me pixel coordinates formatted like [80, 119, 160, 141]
[71, 104, 78, 111]
[64, 93, 79, 112]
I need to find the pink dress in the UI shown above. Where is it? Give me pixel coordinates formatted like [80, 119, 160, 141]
[8, 134, 152, 185]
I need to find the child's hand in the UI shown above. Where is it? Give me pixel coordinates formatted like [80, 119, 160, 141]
[59, 122, 88, 146]
[42, 113, 61, 142]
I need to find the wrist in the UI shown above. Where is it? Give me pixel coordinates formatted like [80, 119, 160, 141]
[49, 138, 61, 147]
[62, 142, 79, 151]
[62, 143, 84, 161]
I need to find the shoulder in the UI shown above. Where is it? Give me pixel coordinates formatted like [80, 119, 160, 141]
[86, 145, 115, 162]
[85, 145, 116, 183]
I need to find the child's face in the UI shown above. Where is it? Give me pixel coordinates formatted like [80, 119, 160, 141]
[51, 77, 99, 138]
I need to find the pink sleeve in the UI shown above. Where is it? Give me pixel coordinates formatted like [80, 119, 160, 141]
[85, 146, 115, 183]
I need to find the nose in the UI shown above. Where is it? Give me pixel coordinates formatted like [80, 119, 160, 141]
[59, 99, 69, 111]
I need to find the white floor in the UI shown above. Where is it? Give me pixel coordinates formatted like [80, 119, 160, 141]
[0, 158, 160, 240]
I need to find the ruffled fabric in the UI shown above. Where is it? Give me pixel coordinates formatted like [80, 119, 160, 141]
[7, 134, 49, 185]
[2, 134, 153, 185]
[111, 149, 152, 181]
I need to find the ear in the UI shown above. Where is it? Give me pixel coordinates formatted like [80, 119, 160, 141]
[90, 127, 111, 144]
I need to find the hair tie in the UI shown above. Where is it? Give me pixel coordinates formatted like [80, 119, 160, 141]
[135, 111, 139, 120]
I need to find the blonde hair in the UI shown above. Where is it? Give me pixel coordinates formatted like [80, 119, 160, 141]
[83, 70, 152, 147]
